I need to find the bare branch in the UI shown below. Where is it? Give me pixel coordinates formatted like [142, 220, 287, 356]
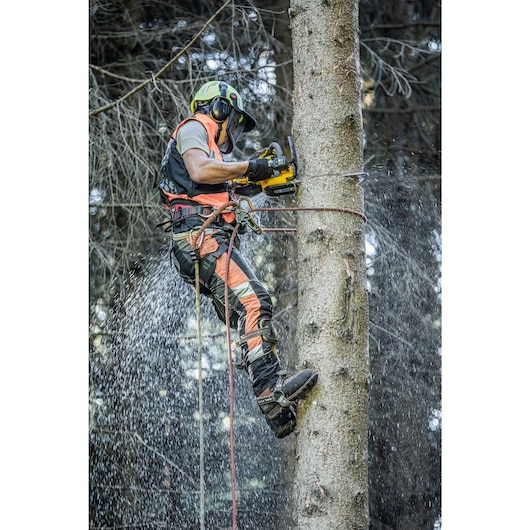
[89, 0, 232, 118]
[132, 432, 196, 485]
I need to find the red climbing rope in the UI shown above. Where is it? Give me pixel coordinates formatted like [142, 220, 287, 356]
[224, 223, 240, 530]
[251, 205, 368, 223]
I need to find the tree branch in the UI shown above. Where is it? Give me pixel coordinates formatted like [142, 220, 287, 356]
[132, 432, 196, 485]
[361, 20, 440, 31]
[363, 104, 440, 113]
[89, 0, 232, 118]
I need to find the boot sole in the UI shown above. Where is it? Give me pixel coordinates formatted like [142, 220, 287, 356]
[287, 371, 318, 402]
[258, 371, 319, 421]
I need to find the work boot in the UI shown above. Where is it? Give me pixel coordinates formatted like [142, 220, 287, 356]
[257, 369, 318, 438]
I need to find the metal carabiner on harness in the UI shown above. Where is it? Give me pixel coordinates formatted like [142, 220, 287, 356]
[235, 198, 262, 234]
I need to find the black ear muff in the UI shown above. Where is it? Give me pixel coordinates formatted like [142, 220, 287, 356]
[210, 97, 231, 122]
[210, 81, 231, 122]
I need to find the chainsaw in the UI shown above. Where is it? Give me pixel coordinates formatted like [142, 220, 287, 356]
[230, 136, 299, 197]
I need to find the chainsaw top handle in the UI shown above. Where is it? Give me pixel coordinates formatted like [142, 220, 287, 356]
[263, 142, 283, 159]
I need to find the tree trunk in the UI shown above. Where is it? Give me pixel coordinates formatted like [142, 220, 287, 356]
[290, 0, 369, 529]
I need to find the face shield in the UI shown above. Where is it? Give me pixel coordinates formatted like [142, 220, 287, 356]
[219, 108, 246, 155]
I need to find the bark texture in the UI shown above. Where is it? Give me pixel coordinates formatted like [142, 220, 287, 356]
[290, 0, 369, 528]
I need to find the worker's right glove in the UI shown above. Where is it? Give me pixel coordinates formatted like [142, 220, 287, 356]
[245, 158, 274, 182]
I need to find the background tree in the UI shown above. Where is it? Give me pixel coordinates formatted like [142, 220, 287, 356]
[289, 0, 369, 528]
[89, 0, 441, 528]
[358, 2, 441, 527]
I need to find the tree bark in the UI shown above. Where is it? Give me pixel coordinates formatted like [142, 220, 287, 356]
[290, 0, 369, 529]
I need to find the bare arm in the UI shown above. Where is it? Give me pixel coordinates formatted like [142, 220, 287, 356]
[183, 148, 250, 185]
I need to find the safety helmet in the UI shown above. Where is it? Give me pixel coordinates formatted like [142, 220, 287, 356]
[190, 80, 257, 154]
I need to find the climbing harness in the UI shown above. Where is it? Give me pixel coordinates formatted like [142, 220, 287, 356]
[184, 199, 367, 530]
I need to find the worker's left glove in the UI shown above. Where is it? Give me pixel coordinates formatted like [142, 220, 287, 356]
[245, 158, 274, 182]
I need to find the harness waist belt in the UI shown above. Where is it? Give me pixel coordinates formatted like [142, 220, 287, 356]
[170, 204, 214, 221]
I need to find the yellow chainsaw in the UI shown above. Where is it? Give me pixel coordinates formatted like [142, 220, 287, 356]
[230, 136, 299, 197]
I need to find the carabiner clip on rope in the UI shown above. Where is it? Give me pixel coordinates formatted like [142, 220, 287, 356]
[235, 197, 262, 235]
[189, 228, 205, 261]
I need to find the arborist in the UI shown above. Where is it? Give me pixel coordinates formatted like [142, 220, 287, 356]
[158, 80, 317, 438]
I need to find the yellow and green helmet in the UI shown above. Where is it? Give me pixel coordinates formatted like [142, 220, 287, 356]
[190, 80, 257, 133]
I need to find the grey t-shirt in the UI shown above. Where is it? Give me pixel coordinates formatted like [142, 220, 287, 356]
[176, 119, 217, 159]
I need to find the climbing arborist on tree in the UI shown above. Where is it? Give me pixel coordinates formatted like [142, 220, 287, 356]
[158, 80, 318, 438]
